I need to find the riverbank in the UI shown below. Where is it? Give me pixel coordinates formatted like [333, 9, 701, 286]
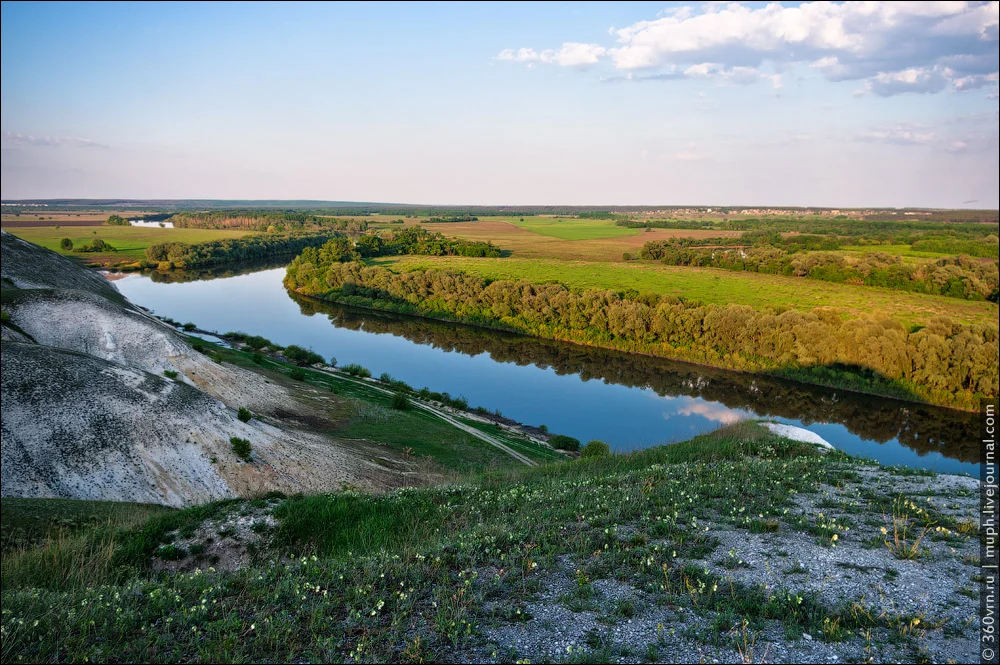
[288, 286, 978, 412]
[1, 422, 981, 663]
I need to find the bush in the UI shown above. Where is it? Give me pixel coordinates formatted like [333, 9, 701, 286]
[283, 344, 324, 366]
[548, 434, 580, 452]
[342, 363, 371, 378]
[182, 322, 197, 331]
[191, 341, 205, 353]
[60, 237, 73, 251]
[163, 370, 178, 379]
[230, 437, 252, 460]
[252, 352, 263, 364]
[289, 368, 306, 381]
[390, 392, 410, 410]
[237, 407, 252, 422]
[329, 356, 337, 367]
[581, 440, 611, 459]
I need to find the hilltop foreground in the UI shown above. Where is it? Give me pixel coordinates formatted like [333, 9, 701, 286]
[1, 424, 980, 663]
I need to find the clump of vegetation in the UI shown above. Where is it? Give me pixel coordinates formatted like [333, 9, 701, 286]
[182, 322, 197, 331]
[74, 238, 115, 253]
[106, 214, 129, 226]
[342, 363, 372, 378]
[226, 331, 280, 351]
[581, 439, 611, 459]
[282, 344, 324, 366]
[390, 392, 410, 410]
[60, 237, 74, 250]
[289, 368, 306, 381]
[548, 434, 581, 452]
[230, 437, 252, 461]
[237, 407, 252, 423]
[163, 370, 179, 380]
[191, 340, 205, 353]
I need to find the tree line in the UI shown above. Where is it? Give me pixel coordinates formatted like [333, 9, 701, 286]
[638, 241, 999, 301]
[167, 211, 369, 234]
[284, 261, 998, 410]
[290, 227, 502, 266]
[146, 233, 339, 269]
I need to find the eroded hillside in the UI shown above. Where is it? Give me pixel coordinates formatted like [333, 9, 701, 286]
[0, 231, 417, 506]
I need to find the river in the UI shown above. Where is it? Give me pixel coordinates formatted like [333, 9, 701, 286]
[112, 266, 981, 475]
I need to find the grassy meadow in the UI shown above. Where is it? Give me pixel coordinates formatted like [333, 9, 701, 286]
[0, 223, 251, 265]
[1, 423, 981, 663]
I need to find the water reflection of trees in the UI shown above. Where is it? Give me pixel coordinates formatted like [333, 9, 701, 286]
[144, 259, 290, 284]
[290, 292, 980, 464]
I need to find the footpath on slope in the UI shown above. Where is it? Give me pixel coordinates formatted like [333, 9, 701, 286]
[309, 365, 538, 467]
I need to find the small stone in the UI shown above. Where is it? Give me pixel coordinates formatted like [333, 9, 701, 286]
[803, 633, 813, 641]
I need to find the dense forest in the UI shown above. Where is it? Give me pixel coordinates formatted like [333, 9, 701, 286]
[284, 260, 998, 410]
[638, 241, 999, 301]
[146, 233, 339, 269]
[292, 227, 502, 265]
[166, 211, 369, 234]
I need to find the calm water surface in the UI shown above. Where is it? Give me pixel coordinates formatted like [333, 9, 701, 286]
[113, 267, 980, 476]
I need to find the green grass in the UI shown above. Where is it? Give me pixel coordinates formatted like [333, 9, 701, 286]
[195, 336, 531, 473]
[0, 225, 251, 264]
[1, 498, 171, 551]
[0, 422, 975, 662]
[510, 217, 638, 240]
[377, 255, 998, 328]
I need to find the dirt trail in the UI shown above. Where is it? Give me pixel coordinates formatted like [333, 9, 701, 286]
[311, 367, 537, 467]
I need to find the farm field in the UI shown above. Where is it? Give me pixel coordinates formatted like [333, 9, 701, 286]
[0, 224, 251, 264]
[509, 216, 638, 240]
[376, 255, 998, 328]
[422, 218, 741, 261]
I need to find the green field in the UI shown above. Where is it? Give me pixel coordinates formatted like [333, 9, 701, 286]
[506, 216, 639, 240]
[838, 244, 954, 259]
[0, 225, 251, 264]
[377, 255, 998, 328]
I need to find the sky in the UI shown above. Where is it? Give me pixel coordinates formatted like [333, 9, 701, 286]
[1, 1, 998, 207]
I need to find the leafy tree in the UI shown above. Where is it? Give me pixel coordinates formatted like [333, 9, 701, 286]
[60, 238, 73, 250]
[581, 440, 611, 459]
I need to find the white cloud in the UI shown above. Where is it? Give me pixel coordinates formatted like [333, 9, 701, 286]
[864, 66, 951, 96]
[858, 125, 939, 145]
[497, 1, 999, 96]
[1, 132, 108, 149]
[667, 398, 744, 425]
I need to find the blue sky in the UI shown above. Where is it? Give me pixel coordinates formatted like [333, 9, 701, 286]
[1, 1, 997, 206]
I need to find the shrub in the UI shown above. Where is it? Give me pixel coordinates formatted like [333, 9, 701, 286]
[182, 322, 197, 331]
[581, 440, 611, 459]
[390, 392, 410, 410]
[252, 352, 263, 364]
[191, 341, 205, 353]
[237, 407, 252, 422]
[548, 434, 581, 452]
[329, 356, 337, 367]
[163, 370, 179, 380]
[283, 344, 323, 366]
[289, 368, 306, 381]
[60, 237, 74, 251]
[230, 436, 252, 460]
[342, 363, 371, 378]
